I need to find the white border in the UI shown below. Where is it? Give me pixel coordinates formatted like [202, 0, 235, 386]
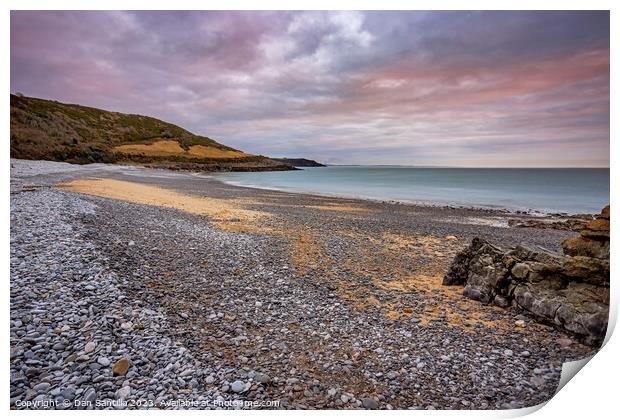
[4, 1, 617, 419]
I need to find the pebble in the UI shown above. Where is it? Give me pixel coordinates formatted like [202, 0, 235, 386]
[231, 381, 245, 393]
[115, 386, 131, 400]
[8, 159, 592, 411]
[558, 338, 573, 347]
[97, 356, 110, 367]
[363, 397, 379, 409]
[112, 358, 130, 376]
[253, 372, 271, 384]
[33, 382, 51, 393]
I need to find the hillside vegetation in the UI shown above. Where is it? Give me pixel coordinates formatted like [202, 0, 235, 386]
[10, 94, 291, 171]
[272, 158, 326, 167]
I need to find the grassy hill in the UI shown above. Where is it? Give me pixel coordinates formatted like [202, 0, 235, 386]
[10, 94, 292, 171]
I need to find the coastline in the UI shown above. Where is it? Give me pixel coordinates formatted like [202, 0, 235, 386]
[10, 159, 598, 410]
[209, 168, 607, 217]
[207, 174, 550, 217]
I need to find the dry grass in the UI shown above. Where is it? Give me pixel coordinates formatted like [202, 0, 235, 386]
[291, 232, 323, 274]
[113, 140, 186, 156]
[113, 140, 250, 159]
[283, 227, 519, 334]
[187, 145, 250, 159]
[58, 178, 267, 233]
[381, 233, 444, 252]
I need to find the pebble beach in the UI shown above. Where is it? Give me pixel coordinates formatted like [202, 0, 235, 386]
[10, 159, 598, 410]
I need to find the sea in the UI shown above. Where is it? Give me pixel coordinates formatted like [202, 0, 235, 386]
[212, 166, 610, 215]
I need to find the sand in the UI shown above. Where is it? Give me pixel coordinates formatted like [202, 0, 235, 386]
[58, 178, 266, 232]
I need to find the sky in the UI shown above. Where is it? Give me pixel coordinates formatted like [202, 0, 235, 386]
[10, 11, 610, 167]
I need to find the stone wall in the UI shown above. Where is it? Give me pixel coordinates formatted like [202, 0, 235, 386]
[443, 206, 610, 345]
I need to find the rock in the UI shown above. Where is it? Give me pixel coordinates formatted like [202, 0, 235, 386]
[493, 295, 510, 307]
[253, 372, 271, 384]
[83, 388, 97, 404]
[205, 375, 215, 384]
[443, 205, 610, 346]
[562, 256, 609, 286]
[120, 322, 133, 330]
[128, 241, 135, 246]
[557, 338, 573, 347]
[64, 354, 78, 364]
[97, 356, 110, 367]
[581, 218, 609, 239]
[443, 238, 509, 304]
[511, 263, 530, 280]
[508, 218, 587, 232]
[362, 397, 379, 409]
[179, 369, 194, 377]
[33, 382, 51, 392]
[115, 386, 131, 400]
[563, 236, 609, 259]
[442, 239, 484, 286]
[504, 349, 514, 357]
[84, 342, 96, 353]
[601, 205, 610, 219]
[445, 235, 458, 241]
[231, 380, 245, 393]
[112, 358, 130, 376]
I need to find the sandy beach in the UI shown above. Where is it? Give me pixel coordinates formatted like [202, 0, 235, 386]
[10, 159, 597, 410]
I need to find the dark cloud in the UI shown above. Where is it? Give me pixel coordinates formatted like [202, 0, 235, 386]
[10, 11, 609, 167]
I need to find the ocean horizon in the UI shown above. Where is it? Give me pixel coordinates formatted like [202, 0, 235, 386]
[212, 166, 610, 214]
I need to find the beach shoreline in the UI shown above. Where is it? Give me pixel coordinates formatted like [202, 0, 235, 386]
[10, 159, 598, 410]
[209, 166, 608, 216]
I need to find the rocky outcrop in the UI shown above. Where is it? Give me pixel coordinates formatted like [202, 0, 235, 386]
[443, 205, 610, 345]
[507, 217, 589, 232]
[271, 158, 326, 167]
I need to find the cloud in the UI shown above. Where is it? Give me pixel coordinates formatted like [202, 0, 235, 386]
[10, 11, 609, 167]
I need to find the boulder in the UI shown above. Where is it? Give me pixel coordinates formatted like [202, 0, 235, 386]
[562, 256, 609, 286]
[601, 205, 610, 219]
[442, 238, 503, 287]
[510, 263, 530, 280]
[563, 236, 609, 259]
[442, 205, 610, 345]
[581, 218, 610, 240]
